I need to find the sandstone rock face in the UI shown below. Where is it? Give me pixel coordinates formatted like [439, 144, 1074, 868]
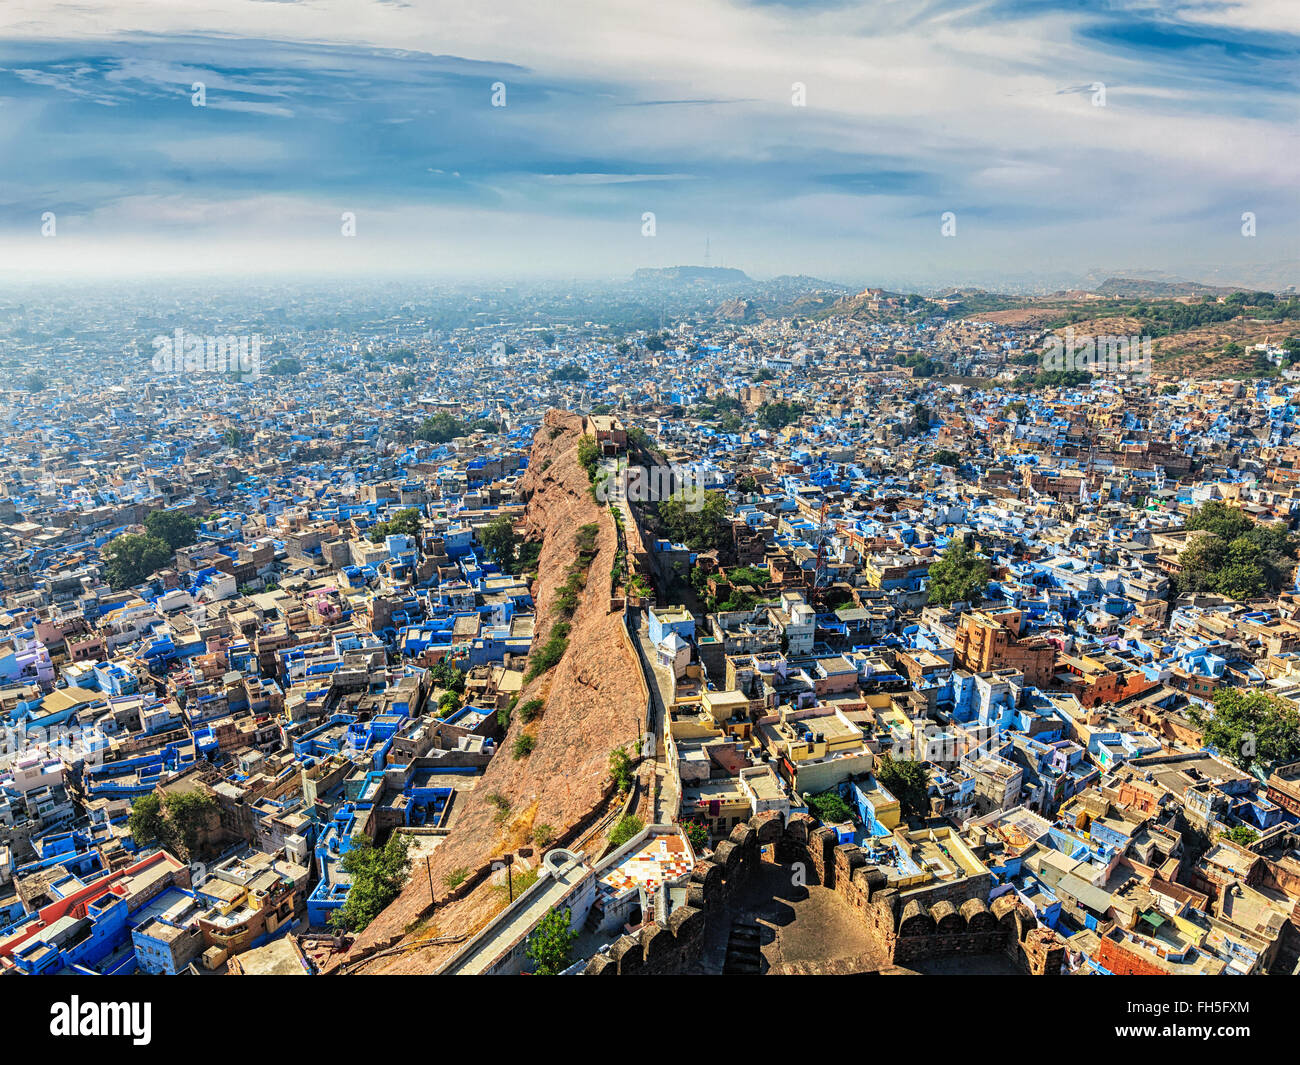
[339, 410, 645, 972]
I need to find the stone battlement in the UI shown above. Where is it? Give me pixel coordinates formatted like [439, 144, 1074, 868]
[585, 811, 1065, 975]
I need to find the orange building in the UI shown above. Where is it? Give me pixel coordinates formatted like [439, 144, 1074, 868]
[953, 608, 1056, 688]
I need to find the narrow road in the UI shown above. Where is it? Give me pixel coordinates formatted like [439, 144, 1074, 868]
[630, 611, 681, 825]
[606, 454, 682, 825]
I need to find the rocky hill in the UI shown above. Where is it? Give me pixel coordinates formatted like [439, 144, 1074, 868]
[1094, 276, 1240, 299]
[714, 297, 761, 322]
[332, 410, 645, 973]
[631, 265, 750, 284]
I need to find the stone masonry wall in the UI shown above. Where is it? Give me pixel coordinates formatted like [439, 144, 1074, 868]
[586, 811, 1065, 975]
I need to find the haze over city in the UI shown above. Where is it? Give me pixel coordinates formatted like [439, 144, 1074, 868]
[3, 0, 1300, 1023]
[0, 0, 1297, 289]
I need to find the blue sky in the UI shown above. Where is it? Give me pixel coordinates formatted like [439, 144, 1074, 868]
[0, 0, 1296, 288]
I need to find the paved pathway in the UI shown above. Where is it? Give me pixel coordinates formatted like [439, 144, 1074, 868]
[630, 613, 680, 824]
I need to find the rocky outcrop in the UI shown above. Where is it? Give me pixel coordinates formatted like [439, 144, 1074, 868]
[336, 410, 644, 973]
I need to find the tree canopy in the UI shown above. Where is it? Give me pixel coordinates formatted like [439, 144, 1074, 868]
[804, 789, 852, 824]
[925, 541, 991, 607]
[369, 507, 422, 543]
[127, 790, 219, 859]
[414, 412, 497, 444]
[144, 509, 198, 551]
[755, 401, 806, 430]
[103, 532, 171, 590]
[480, 515, 518, 569]
[1176, 502, 1295, 600]
[526, 907, 579, 975]
[329, 833, 412, 933]
[1189, 688, 1300, 772]
[656, 490, 729, 551]
[127, 793, 168, 849]
[874, 756, 931, 818]
[610, 814, 644, 848]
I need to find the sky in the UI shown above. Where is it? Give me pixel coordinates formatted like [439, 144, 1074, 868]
[0, 0, 1296, 289]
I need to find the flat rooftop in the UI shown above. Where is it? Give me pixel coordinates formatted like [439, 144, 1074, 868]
[597, 833, 694, 902]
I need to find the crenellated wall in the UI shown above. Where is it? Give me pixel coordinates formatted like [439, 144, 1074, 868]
[585, 811, 1065, 975]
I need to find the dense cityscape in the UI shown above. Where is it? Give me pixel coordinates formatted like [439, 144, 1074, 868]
[1, 270, 1300, 985]
[2, 3, 1298, 1044]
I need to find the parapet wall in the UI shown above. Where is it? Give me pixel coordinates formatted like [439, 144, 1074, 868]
[585, 812, 1065, 975]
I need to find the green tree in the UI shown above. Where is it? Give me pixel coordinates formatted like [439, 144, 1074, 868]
[480, 515, 518, 569]
[144, 509, 198, 551]
[1222, 825, 1258, 847]
[874, 756, 931, 818]
[1214, 560, 1266, 600]
[755, 401, 806, 430]
[329, 833, 412, 933]
[1176, 505, 1295, 599]
[609, 814, 644, 848]
[414, 412, 468, 444]
[1189, 689, 1300, 771]
[932, 449, 961, 468]
[925, 541, 991, 607]
[128, 793, 168, 848]
[526, 907, 579, 975]
[1186, 500, 1254, 543]
[429, 658, 466, 694]
[609, 746, 635, 793]
[576, 435, 600, 480]
[1176, 531, 1228, 594]
[128, 790, 217, 857]
[103, 533, 171, 589]
[656, 490, 729, 551]
[164, 791, 218, 857]
[369, 507, 422, 543]
[1024, 369, 1092, 389]
[804, 789, 852, 824]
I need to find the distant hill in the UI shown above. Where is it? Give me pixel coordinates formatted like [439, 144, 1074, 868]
[818, 286, 1021, 321]
[1094, 277, 1242, 299]
[631, 265, 750, 283]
